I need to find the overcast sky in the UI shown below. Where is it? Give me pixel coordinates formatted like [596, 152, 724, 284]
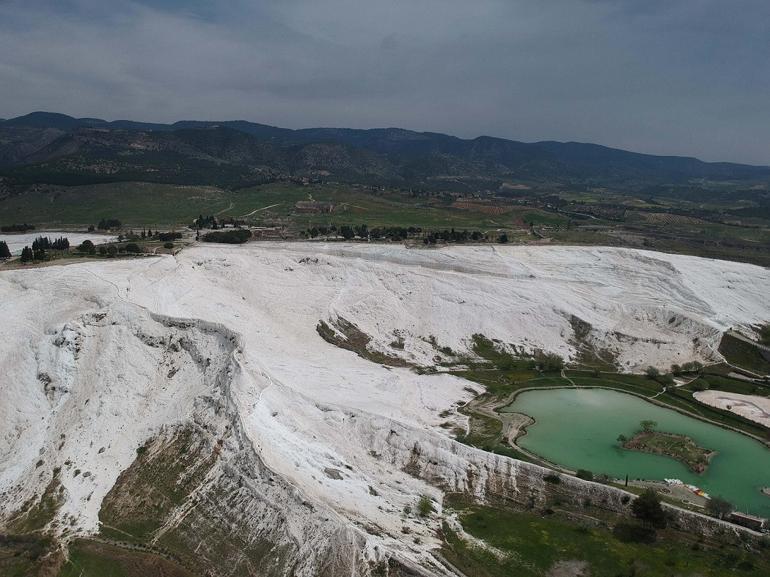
[1, 0, 768, 164]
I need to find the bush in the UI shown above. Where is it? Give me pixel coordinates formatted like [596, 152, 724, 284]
[124, 243, 142, 253]
[613, 521, 657, 544]
[645, 366, 660, 379]
[77, 240, 96, 254]
[706, 496, 733, 520]
[158, 232, 183, 242]
[543, 473, 561, 484]
[1, 223, 34, 233]
[202, 229, 252, 244]
[417, 495, 434, 517]
[575, 469, 594, 481]
[164, 242, 175, 249]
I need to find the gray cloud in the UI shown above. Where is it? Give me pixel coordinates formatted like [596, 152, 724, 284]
[1, 0, 768, 164]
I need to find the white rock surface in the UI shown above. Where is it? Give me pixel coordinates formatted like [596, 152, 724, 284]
[0, 243, 768, 571]
[694, 390, 770, 427]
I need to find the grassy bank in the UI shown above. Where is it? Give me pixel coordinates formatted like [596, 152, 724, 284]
[442, 501, 770, 577]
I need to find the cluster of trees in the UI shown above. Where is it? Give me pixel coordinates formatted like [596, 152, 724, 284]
[77, 239, 144, 257]
[670, 361, 703, 376]
[645, 366, 675, 385]
[32, 236, 69, 251]
[157, 231, 182, 242]
[17, 236, 72, 263]
[201, 229, 252, 244]
[194, 215, 244, 230]
[97, 218, 122, 230]
[302, 224, 512, 244]
[1, 223, 35, 233]
[423, 229, 485, 244]
[305, 225, 425, 241]
[195, 215, 219, 229]
[535, 351, 565, 372]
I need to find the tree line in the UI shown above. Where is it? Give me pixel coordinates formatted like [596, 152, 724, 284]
[302, 224, 510, 244]
[1, 223, 35, 233]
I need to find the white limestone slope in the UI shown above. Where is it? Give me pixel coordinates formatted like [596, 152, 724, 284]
[0, 231, 117, 255]
[0, 243, 768, 573]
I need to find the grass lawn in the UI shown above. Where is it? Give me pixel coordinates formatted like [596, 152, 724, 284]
[0, 181, 562, 233]
[718, 333, 770, 376]
[59, 540, 193, 577]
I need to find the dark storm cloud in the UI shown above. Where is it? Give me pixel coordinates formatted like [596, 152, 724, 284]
[1, 0, 768, 163]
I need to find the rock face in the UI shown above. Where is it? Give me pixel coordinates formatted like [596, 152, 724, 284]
[1, 244, 768, 575]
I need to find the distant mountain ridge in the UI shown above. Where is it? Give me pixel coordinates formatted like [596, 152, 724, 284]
[1, 111, 768, 190]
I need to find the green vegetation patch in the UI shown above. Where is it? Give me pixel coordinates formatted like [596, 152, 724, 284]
[8, 475, 63, 534]
[0, 534, 58, 577]
[620, 428, 716, 474]
[59, 539, 193, 577]
[316, 317, 413, 367]
[719, 332, 770, 376]
[98, 427, 217, 542]
[441, 503, 770, 577]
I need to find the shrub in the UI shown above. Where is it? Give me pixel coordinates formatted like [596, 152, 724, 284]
[417, 495, 434, 517]
[1, 223, 34, 233]
[164, 242, 175, 249]
[614, 521, 657, 544]
[645, 366, 660, 379]
[202, 229, 252, 244]
[576, 469, 594, 481]
[543, 473, 561, 484]
[124, 243, 142, 253]
[77, 240, 95, 254]
[706, 496, 733, 520]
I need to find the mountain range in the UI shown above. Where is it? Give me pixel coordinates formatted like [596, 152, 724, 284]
[1, 111, 769, 191]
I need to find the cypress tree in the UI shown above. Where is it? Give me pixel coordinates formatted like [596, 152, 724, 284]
[0, 241, 10, 258]
[20, 246, 33, 263]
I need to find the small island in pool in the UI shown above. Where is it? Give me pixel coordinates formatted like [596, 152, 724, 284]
[618, 421, 716, 474]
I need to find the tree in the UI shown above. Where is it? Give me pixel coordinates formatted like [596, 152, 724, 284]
[576, 469, 594, 481]
[617, 434, 628, 444]
[0, 241, 10, 259]
[706, 496, 733, 520]
[497, 233, 509, 244]
[640, 420, 657, 433]
[107, 246, 118, 257]
[124, 243, 142, 253]
[78, 240, 96, 254]
[631, 489, 667, 529]
[645, 366, 660, 380]
[20, 246, 34, 263]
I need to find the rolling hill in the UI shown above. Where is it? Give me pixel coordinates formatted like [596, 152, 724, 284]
[2, 112, 769, 191]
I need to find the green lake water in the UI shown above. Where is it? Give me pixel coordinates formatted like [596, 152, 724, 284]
[503, 388, 770, 517]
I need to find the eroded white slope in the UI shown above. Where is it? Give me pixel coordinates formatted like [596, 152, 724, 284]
[0, 244, 768, 572]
